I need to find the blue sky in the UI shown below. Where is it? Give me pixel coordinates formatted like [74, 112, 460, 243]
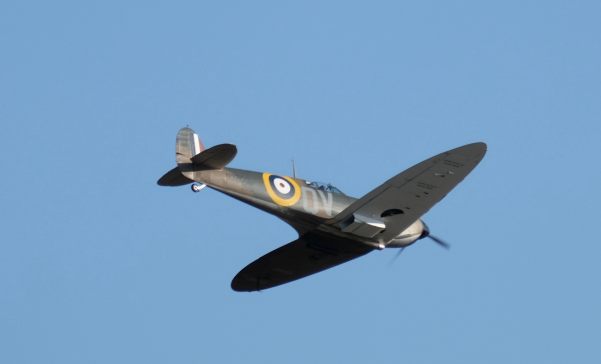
[1, 1, 600, 363]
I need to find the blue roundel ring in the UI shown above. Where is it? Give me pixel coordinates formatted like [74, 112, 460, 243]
[262, 173, 301, 207]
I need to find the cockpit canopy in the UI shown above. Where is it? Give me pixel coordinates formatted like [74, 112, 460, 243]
[306, 181, 344, 195]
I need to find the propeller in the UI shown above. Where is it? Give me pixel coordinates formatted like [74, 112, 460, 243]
[388, 247, 405, 266]
[426, 234, 450, 249]
[420, 222, 451, 249]
[389, 222, 450, 266]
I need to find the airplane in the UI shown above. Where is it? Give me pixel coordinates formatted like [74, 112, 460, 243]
[158, 127, 486, 292]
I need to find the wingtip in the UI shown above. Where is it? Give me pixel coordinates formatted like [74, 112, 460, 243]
[474, 141, 487, 157]
[467, 141, 487, 150]
[471, 141, 487, 156]
[453, 142, 487, 161]
[231, 275, 258, 292]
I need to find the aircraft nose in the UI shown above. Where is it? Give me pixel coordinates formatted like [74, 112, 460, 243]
[419, 221, 430, 240]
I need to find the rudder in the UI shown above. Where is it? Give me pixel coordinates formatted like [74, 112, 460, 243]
[176, 127, 205, 164]
[157, 127, 237, 187]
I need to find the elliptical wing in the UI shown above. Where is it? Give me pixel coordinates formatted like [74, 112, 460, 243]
[329, 142, 487, 245]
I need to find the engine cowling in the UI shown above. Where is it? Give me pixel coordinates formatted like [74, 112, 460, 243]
[386, 219, 427, 248]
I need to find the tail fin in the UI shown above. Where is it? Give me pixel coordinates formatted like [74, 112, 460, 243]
[176, 127, 205, 164]
[158, 127, 237, 186]
[177, 127, 237, 170]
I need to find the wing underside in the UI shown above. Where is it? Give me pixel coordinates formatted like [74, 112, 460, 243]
[231, 233, 373, 292]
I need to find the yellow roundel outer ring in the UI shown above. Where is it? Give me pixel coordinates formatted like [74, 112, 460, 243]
[262, 173, 302, 207]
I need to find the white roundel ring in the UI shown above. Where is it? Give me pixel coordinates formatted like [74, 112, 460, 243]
[273, 178, 291, 194]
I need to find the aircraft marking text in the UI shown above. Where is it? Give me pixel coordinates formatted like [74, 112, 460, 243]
[301, 187, 333, 217]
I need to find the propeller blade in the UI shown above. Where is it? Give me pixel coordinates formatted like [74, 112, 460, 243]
[388, 247, 405, 266]
[428, 235, 450, 249]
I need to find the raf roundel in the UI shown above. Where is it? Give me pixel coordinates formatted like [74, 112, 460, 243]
[263, 173, 301, 207]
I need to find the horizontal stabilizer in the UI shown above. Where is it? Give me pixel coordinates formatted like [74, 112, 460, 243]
[188, 143, 237, 170]
[157, 167, 193, 186]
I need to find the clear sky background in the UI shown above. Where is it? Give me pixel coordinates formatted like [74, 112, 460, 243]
[1, 1, 600, 363]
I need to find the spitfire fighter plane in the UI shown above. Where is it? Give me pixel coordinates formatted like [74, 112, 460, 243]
[158, 127, 486, 292]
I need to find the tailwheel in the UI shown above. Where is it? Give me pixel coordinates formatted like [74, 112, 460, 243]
[191, 183, 206, 193]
